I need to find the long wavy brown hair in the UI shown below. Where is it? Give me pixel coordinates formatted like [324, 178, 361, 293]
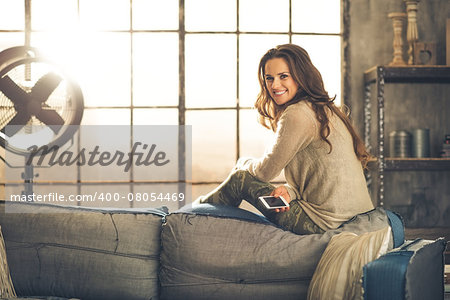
[255, 44, 370, 167]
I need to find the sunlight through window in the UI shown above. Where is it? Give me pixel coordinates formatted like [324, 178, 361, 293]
[133, 33, 179, 107]
[292, 0, 341, 34]
[0, 1, 342, 196]
[133, 0, 179, 30]
[79, 0, 130, 31]
[239, 0, 289, 32]
[185, 34, 237, 108]
[186, 0, 237, 32]
[32, 31, 131, 108]
[0, 0, 24, 30]
[31, 0, 78, 31]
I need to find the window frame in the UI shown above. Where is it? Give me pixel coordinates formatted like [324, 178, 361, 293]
[1, 0, 345, 207]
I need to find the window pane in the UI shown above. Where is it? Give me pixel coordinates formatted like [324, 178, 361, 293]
[132, 125, 190, 186]
[239, 0, 289, 32]
[239, 34, 289, 107]
[83, 33, 130, 107]
[24, 130, 80, 182]
[186, 110, 236, 181]
[133, 33, 178, 107]
[0, 0, 24, 30]
[32, 0, 78, 31]
[0, 33, 25, 53]
[292, 0, 340, 34]
[185, 34, 236, 108]
[133, 109, 179, 125]
[292, 35, 341, 105]
[185, 0, 236, 32]
[31, 31, 78, 70]
[80, 0, 130, 31]
[79, 126, 131, 182]
[239, 109, 274, 158]
[133, 0, 178, 30]
[81, 108, 131, 125]
[32, 32, 131, 108]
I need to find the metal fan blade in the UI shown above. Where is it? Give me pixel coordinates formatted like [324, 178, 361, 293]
[31, 72, 63, 103]
[0, 75, 29, 106]
[2, 110, 31, 137]
[35, 108, 65, 134]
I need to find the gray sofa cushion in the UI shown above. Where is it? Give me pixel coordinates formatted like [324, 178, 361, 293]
[1, 296, 75, 300]
[160, 204, 401, 300]
[0, 200, 167, 300]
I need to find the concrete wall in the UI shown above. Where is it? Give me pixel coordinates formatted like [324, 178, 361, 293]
[347, 0, 449, 129]
[346, 0, 450, 227]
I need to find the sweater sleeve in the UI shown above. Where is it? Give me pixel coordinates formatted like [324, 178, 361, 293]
[246, 104, 318, 182]
[284, 183, 300, 202]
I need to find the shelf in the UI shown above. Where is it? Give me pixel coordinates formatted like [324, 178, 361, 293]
[364, 65, 450, 84]
[368, 158, 450, 171]
[405, 227, 450, 241]
[363, 65, 450, 206]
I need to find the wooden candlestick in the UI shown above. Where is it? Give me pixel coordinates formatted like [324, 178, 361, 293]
[388, 12, 407, 66]
[404, 0, 420, 65]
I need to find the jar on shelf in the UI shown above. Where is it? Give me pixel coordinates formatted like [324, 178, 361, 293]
[389, 130, 411, 157]
[410, 128, 430, 158]
[440, 134, 450, 158]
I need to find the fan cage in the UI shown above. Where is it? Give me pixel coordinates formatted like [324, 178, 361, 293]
[0, 56, 84, 156]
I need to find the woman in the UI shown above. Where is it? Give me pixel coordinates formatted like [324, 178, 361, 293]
[194, 44, 374, 234]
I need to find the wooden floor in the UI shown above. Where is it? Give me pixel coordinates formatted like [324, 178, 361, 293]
[404, 227, 450, 240]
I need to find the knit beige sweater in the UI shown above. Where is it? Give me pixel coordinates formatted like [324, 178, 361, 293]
[246, 100, 374, 231]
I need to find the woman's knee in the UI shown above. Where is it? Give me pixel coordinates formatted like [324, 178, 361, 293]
[229, 169, 251, 181]
[271, 200, 324, 235]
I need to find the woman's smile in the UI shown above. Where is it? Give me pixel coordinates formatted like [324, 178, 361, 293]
[273, 89, 287, 96]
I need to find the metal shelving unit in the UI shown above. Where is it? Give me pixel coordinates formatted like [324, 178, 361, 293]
[363, 65, 450, 206]
[364, 65, 450, 243]
[368, 158, 450, 171]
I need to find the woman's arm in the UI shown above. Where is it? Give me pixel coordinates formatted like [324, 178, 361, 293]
[246, 103, 318, 182]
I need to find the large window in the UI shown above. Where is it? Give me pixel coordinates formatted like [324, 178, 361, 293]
[0, 0, 341, 209]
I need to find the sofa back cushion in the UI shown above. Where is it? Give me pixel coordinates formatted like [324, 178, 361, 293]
[159, 204, 401, 300]
[0, 200, 166, 300]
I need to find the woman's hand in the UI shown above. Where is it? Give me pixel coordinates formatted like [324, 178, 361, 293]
[270, 185, 291, 213]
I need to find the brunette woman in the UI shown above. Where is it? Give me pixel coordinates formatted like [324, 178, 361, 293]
[194, 44, 373, 235]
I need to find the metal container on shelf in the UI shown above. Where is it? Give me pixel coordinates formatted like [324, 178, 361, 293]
[389, 130, 411, 157]
[440, 134, 450, 158]
[411, 128, 430, 158]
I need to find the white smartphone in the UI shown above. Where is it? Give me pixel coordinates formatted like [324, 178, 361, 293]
[258, 195, 289, 210]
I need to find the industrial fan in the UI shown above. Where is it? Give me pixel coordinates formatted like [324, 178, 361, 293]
[0, 46, 84, 156]
[0, 46, 84, 197]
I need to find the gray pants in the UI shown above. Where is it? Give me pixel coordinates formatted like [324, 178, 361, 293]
[193, 168, 324, 235]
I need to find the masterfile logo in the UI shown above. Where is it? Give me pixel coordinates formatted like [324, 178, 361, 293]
[4, 125, 192, 209]
[26, 142, 170, 172]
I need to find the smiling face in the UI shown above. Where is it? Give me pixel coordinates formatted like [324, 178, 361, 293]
[264, 57, 299, 106]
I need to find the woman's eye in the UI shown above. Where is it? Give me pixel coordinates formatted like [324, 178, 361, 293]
[280, 74, 288, 79]
[265, 77, 273, 81]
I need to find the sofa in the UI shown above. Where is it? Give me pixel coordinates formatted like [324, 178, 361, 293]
[0, 199, 446, 300]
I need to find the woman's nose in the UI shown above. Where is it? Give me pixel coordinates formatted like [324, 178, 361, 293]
[271, 77, 281, 88]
